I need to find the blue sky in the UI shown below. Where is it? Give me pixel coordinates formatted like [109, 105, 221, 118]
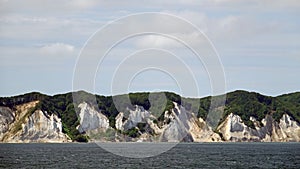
[0, 0, 300, 97]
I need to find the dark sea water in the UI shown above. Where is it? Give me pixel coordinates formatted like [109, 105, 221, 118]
[0, 143, 299, 169]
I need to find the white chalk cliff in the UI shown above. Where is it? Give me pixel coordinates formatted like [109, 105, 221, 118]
[0, 100, 299, 143]
[77, 102, 110, 133]
[217, 113, 300, 142]
[0, 101, 69, 143]
[114, 103, 222, 142]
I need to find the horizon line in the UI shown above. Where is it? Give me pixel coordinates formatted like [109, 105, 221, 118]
[1, 89, 299, 99]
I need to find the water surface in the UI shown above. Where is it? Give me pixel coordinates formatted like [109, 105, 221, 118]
[0, 143, 299, 168]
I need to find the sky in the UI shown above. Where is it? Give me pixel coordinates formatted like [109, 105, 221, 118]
[0, 0, 300, 97]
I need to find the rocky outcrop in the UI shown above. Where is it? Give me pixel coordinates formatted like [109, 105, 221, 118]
[217, 113, 300, 142]
[0, 101, 69, 143]
[113, 103, 221, 142]
[115, 105, 154, 131]
[0, 107, 15, 139]
[159, 103, 194, 142]
[1, 100, 299, 143]
[77, 102, 110, 133]
[269, 114, 300, 141]
[11, 110, 68, 143]
[159, 103, 222, 142]
[113, 103, 300, 142]
[188, 117, 222, 142]
[114, 105, 160, 142]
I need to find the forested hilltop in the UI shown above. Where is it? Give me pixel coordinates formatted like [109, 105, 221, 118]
[1, 90, 299, 142]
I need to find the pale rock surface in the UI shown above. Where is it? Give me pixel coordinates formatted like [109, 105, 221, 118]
[115, 103, 222, 142]
[119, 106, 153, 130]
[115, 106, 157, 131]
[1, 100, 299, 143]
[77, 102, 110, 133]
[0, 107, 14, 139]
[115, 105, 159, 142]
[218, 113, 300, 142]
[160, 103, 221, 142]
[272, 114, 300, 141]
[160, 103, 193, 142]
[1, 101, 69, 142]
[14, 110, 68, 142]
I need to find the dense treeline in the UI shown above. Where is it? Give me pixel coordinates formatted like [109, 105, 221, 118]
[0, 92, 46, 108]
[277, 92, 300, 123]
[222, 90, 300, 128]
[1, 90, 299, 141]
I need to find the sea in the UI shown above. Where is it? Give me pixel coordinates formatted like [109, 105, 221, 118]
[0, 143, 299, 168]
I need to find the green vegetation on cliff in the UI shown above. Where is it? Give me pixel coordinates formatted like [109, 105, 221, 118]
[1, 90, 299, 141]
[222, 90, 300, 128]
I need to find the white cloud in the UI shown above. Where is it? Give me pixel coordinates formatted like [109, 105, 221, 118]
[159, 10, 280, 43]
[135, 35, 180, 48]
[0, 15, 47, 23]
[40, 43, 74, 56]
[211, 0, 300, 8]
[0, 0, 299, 97]
[0, 14, 103, 44]
[1, 0, 299, 17]
[0, 0, 101, 15]
[134, 31, 208, 49]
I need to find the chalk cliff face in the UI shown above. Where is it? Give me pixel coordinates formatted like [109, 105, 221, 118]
[1, 91, 300, 143]
[77, 102, 109, 133]
[115, 105, 154, 131]
[13, 110, 68, 143]
[217, 113, 300, 142]
[276, 114, 300, 141]
[0, 107, 14, 139]
[0, 101, 69, 143]
[113, 103, 300, 142]
[113, 103, 221, 142]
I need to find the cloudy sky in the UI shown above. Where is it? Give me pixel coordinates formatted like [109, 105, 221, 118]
[0, 0, 299, 97]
